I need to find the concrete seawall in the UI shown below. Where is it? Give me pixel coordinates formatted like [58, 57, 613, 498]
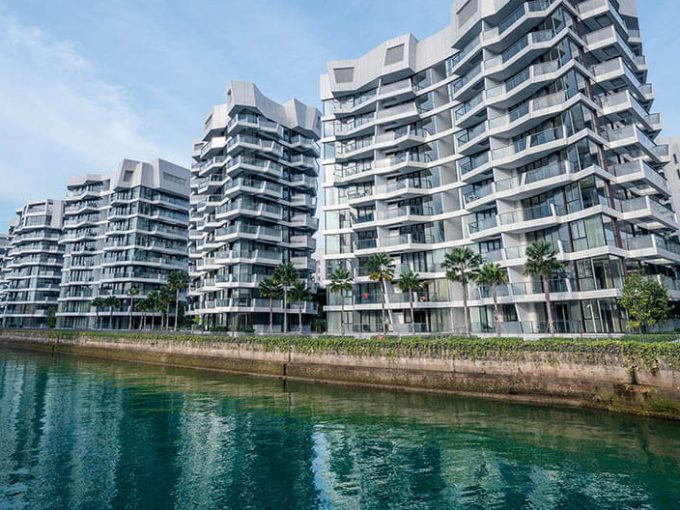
[2, 333, 680, 420]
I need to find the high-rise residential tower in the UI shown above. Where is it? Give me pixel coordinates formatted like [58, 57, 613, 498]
[321, 0, 679, 334]
[57, 159, 190, 329]
[188, 81, 321, 332]
[0, 234, 9, 305]
[0, 200, 64, 328]
[660, 137, 680, 233]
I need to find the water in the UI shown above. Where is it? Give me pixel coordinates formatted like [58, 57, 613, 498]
[0, 348, 679, 510]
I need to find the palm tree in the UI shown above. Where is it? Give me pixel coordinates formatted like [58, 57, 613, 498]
[273, 262, 299, 334]
[135, 298, 149, 330]
[91, 297, 106, 330]
[442, 247, 482, 336]
[328, 266, 353, 336]
[159, 287, 174, 330]
[146, 291, 161, 329]
[103, 296, 120, 330]
[476, 263, 508, 336]
[524, 240, 564, 335]
[259, 278, 282, 333]
[289, 280, 312, 333]
[367, 252, 396, 335]
[168, 270, 189, 331]
[127, 286, 140, 330]
[396, 270, 423, 334]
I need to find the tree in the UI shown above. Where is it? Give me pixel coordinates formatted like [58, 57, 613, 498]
[620, 273, 671, 333]
[91, 297, 106, 330]
[127, 286, 140, 330]
[328, 266, 353, 336]
[442, 247, 482, 336]
[168, 270, 190, 331]
[396, 271, 423, 334]
[289, 280, 312, 333]
[146, 291, 161, 329]
[476, 263, 508, 336]
[103, 296, 120, 330]
[367, 252, 396, 335]
[45, 306, 57, 328]
[159, 287, 174, 330]
[135, 298, 149, 330]
[259, 278, 282, 333]
[273, 262, 299, 334]
[524, 240, 564, 335]
[311, 318, 326, 334]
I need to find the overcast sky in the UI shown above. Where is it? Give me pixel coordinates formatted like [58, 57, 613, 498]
[0, 0, 679, 230]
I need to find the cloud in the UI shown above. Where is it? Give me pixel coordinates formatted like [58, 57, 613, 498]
[0, 9, 178, 225]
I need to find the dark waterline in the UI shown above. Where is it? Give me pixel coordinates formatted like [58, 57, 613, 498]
[0, 348, 679, 509]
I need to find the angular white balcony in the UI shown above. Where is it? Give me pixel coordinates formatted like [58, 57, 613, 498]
[333, 162, 374, 185]
[226, 156, 284, 179]
[334, 114, 376, 138]
[331, 90, 378, 117]
[485, 59, 566, 109]
[498, 203, 563, 233]
[215, 200, 282, 221]
[216, 274, 267, 288]
[376, 102, 422, 125]
[374, 152, 431, 176]
[375, 125, 427, 150]
[288, 235, 316, 251]
[200, 136, 227, 159]
[377, 77, 418, 102]
[335, 137, 375, 160]
[215, 249, 282, 266]
[586, 25, 648, 73]
[382, 233, 444, 251]
[453, 91, 486, 128]
[214, 224, 282, 243]
[224, 179, 283, 200]
[449, 63, 483, 102]
[226, 134, 284, 159]
[447, 36, 481, 77]
[291, 256, 315, 272]
[603, 125, 660, 161]
[375, 205, 436, 227]
[287, 214, 319, 230]
[289, 174, 318, 191]
[483, 0, 561, 52]
[374, 178, 434, 200]
[608, 160, 670, 196]
[484, 26, 568, 80]
[626, 234, 680, 265]
[617, 196, 678, 230]
[490, 125, 572, 168]
[599, 90, 660, 134]
[489, 90, 586, 138]
[578, 0, 627, 35]
[456, 120, 488, 155]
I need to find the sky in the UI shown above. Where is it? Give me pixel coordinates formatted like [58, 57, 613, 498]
[0, 0, 679, 230]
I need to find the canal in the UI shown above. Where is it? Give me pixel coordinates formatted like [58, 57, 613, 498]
[0, 347, 679, 509]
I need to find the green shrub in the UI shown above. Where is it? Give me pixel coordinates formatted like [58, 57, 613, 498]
[2, 328, 680, 371]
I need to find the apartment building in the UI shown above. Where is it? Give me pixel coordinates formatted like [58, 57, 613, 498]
[188, 81, 321, 332]
[321, 0, 679, 334]
[0, 201, 64, 328]
[661, 138, 680, 229]
[0, 234, 9, 305]
[57, 159, 190, 329]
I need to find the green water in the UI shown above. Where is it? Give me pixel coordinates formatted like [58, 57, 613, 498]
[0, 349, 679, 509]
